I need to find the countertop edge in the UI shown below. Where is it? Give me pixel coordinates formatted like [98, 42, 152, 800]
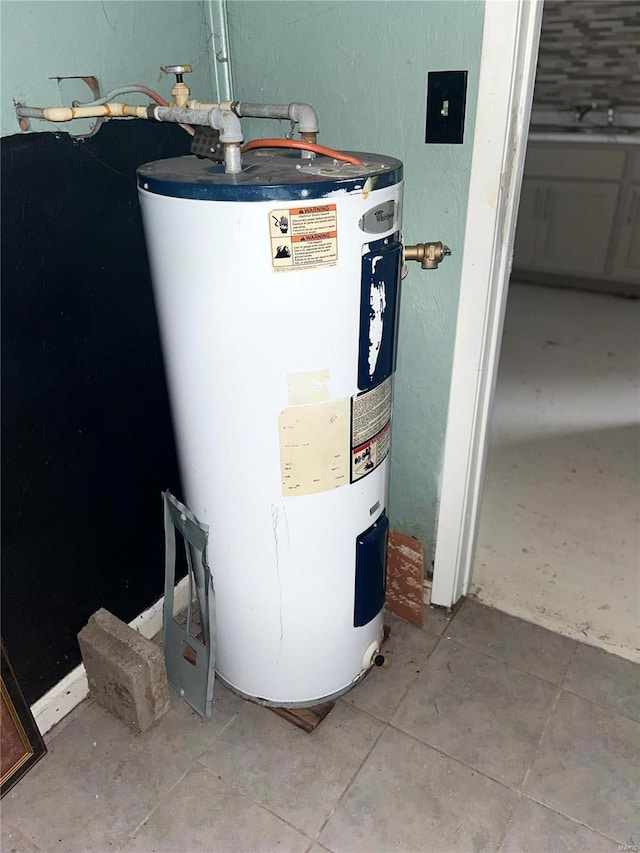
[528, 131, 640, 145]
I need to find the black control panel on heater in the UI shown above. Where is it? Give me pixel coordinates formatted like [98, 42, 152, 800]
[425, 70, 468, 144]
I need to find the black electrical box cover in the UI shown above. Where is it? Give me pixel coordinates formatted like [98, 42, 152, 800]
[425, 70, 468, 145]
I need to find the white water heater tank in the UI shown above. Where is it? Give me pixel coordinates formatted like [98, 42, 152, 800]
[138, 148, 404, 706]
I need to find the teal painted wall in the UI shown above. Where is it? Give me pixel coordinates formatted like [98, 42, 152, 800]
[0, 1, 213, 137]
[1, 0, 486, 562]
[228, 0, 485, 560]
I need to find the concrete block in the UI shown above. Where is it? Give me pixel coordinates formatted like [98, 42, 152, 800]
[78, 608, 170, 733]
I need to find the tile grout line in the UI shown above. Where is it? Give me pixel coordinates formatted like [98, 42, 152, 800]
[438, 631, 577, 688]
[521, 792, 632, 847]
[195, 761, 320, 847]
[559, 635, 580, 688]
[495, 792, 523, 852]
[559, 641, 640, 725]
[519, 683, 563, 795]
[128, 744, 323, 848]
[313, 719, 389, 842]
[0, 816, 44, 852]
[341, 608, 448, 721]
[127, 608, 448, 851]
[192, 642, 444, 847]
[385, 720, 523, 796]
[559, 684, 640, 725]
[344, 626, 445, 724]
[494, 683, 565, 850]
[125, 699, 245, 844]
[511, 637, 579, 818]
[344, 627, 542, 799]
[325, 624, 454, 837]
[124, 763, 194, 844]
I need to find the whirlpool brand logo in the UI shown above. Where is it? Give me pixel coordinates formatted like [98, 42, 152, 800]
[359, 201, 397, 234]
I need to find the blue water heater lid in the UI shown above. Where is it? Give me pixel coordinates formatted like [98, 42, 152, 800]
[137, 149, 403, 201]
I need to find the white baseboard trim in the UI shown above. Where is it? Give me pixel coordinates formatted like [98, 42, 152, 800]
[30, 577, 190, 736]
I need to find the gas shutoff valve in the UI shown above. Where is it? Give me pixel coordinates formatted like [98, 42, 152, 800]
[161, 65, 192, 108]
[404, 241, 451, 271]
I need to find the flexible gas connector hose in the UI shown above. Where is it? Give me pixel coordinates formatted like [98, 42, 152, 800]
[241, 138, 364, 166]
[79, 85, 168, 107]
[79, 85, 194, 135]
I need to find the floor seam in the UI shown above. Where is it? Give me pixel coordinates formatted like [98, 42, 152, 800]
[520, 683, 563, 794]
[385, 722, 522, 796]
[340, 631, 444, 726]
[559, 640, 640, 725]
[558, 684, 640, 724]
[124, 763, 193, 843]
[342, 622, 445, 724]
[314, 720, 389, 842]
[0, 816, 44, 851]
[521, 792, 631, 846]
[438, 632, 576, 687]
[195, 761, 320, 846]
[496, 791, 522, 850]
[174, 704, 242, 767]
[559, 634, 580, 687]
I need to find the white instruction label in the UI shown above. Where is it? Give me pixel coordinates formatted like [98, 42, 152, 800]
[279, 397, 350, 496]
[351, 377, 392, 482]
[270, 204, 338, 271]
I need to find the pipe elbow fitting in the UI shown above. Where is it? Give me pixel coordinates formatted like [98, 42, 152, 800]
[208, 108, 243, 144]
[288, 103, 319, 134]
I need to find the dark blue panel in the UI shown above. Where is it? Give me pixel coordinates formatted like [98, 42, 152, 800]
[137, 152, 403, 201]
[354, 512, 389, 628]
[358, 237, 402, 391]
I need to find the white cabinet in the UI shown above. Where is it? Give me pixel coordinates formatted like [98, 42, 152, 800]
[512, 142, 639, 291]
[611, 186, 640, 281]
[514, 179, 619, 277]
[536, 181, 620, 276]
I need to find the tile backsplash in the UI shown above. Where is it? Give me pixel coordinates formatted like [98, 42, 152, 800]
[534, 0, 640, 109]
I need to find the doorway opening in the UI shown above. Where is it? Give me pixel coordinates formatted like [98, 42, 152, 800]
[472, 0, 639, 663]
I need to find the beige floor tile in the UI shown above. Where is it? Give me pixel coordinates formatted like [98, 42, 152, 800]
[124, 764, 308, 852]
[563, 642, 640, 721]
[525, 691, 640, 844]
[501, 798, 620, 852]
[2, 689, 239, 850]
[449, 600, 576, 684]
[198, 698, 383, 836]
[320, 727, 516, 852]
[391, 639, 558, 787]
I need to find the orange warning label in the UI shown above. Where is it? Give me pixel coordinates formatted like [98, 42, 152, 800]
[269, 204, 338, 271]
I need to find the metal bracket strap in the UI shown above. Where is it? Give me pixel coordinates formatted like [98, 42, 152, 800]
[162, 491, 216, 720]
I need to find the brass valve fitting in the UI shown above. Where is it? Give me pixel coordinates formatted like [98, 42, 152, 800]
[404, 241, 452, 270]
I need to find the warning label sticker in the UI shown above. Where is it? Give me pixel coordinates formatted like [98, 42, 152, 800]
[351, 377, 392, 482]
[269, 204, 338, 271]
[352, 423, 391, 481]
